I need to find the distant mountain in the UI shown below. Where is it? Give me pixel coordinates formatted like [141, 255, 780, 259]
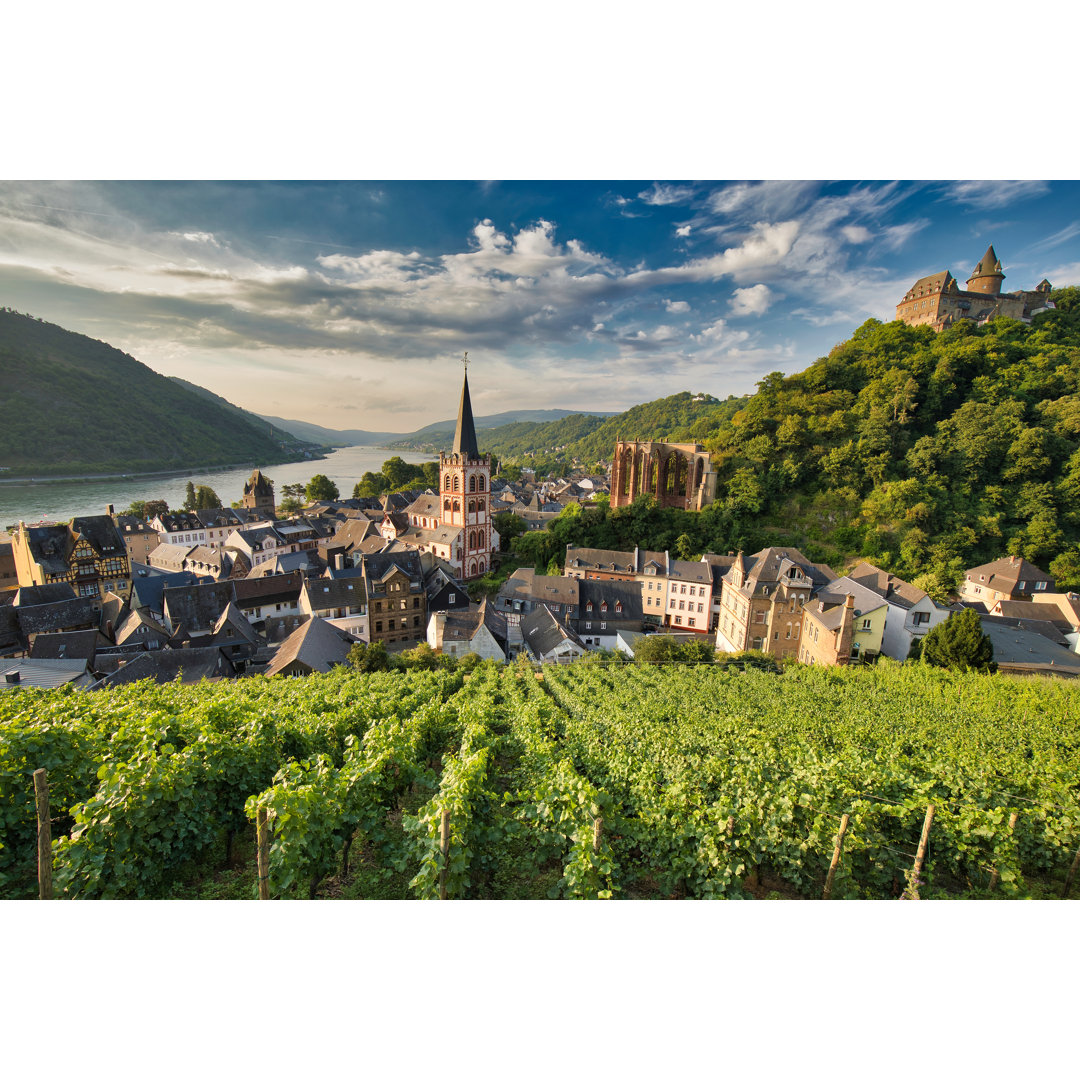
[171, 380, 307, 447]
[0, 309, 318, 478]
[257, 415, 399, 447]
[262, 408, 620, 448]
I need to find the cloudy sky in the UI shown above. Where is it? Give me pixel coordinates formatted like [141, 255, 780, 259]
[2, 179, 1077, 433]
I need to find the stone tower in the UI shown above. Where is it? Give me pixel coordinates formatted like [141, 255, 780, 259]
[242, 469, 276, 520]
[439, 357, 492, 579]
[966, 244, 1005, 296]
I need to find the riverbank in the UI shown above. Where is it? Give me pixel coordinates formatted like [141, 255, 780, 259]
[0, 452, 327, 486]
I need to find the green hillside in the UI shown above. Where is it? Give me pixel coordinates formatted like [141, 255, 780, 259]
[0, 310, 318, 477]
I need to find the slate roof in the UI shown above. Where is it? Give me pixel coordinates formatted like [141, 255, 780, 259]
[149, 544, 195, 571]
[964, 556, 1055, 593]
[979, 619, 1080, 676]
[233, 571, 305, 609]
[331, 518, 377, 552]
[2, 658, 92, 690]
[728, 547, 835, 593]
[18, 525, 74, 576]
[901, 270, 955, 302]
[71, 515, 127, 557]
[521, 605, 586, 660]
[211, 601, 262, 648]
[129, 568, 203, 614]
[96, 646, 235, 686]
[114, 608, 171, 647]
[577, 579, 644, 623]
[565, 546, 637, 575]
[301, 577, 367, 612]
[452, 371, 480, 458]
[13, 583, 77, 606]
[244, 469, 274, 497]
[406, 493, 443, 519]
[814, 577, 888, 616]
[264, 617, 354, 676]
[700, 553, 737, 592]
[0, 606, 21, 653]
[29, 629, 110, 660]
[17, 597, 97, 635]
[362, 549, 424, 587]
[246, 551, 324, 578]
[434, 599, 508, 650]
[163, 580, 237, 633]
[498, 568, 579, 609]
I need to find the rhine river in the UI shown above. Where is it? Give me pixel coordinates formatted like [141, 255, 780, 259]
[0, 446, 436, 530]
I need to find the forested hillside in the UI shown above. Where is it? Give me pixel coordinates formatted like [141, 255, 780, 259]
[510, 291, 1080, 596]
[0, 310, 316, 476]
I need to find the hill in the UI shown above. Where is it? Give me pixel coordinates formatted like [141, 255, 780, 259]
[0, 309, 318, 477]
[170, 379, 310, 448]
[256, 414, 400, 447]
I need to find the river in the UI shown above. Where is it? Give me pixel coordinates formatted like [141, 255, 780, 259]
[0, 446, 436, 529]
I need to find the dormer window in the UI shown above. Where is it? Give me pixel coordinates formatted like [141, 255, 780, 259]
[615, 601, 622, 613]
[586, 601, 593, 612]
[601, 601, 608, 613]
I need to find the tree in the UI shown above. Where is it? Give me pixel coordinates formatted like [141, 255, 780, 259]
[281, 483, 306, 501]
[193, 485, 221, 509]
[278, 496, 303, 516]
[921, 608, 996, 674]
[381, 456, 415, 490]
[183, 481, 196, 511]
[353, 472, 389, 498]
[306, 474, 340, 502]
[1049, 546, 1080, 593]
[675, 533, 695, 561]
[493, 511, 528, 551]
[124, 498, 167, 519]
[347, 640, 391, 672]
[634, 635, 714, 665]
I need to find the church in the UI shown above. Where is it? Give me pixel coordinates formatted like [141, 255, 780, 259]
[896, 244, 1054, 332]
[378, 362, 497, 580]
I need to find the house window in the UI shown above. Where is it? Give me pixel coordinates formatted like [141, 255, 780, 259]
[675, 616, 682, 625]
[375, 621, 383, 632]
[600, 621, 606, 630]
[585, 621, 592, 630]
[912, 611, 930, 625]
[1036, 581, 1047, 590]
[688, 618, 695, 627]
[861, 618, 872, 630]
[679, 601, 685, 610]
[448, 593, 455, 603]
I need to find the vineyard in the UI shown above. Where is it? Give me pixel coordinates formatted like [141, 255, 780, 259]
[2, 661, 1079, 900]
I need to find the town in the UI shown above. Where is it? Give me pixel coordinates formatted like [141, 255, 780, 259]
[5, 330, 1080, 689]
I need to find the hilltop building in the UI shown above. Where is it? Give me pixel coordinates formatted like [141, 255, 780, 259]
[610, 440, 717, 511]
[896, 245, 1054, 332]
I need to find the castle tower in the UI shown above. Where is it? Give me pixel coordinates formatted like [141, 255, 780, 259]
[439, 355, 492, 579]
[966, 244, 1005, 296]
[242, 469, 276, 519]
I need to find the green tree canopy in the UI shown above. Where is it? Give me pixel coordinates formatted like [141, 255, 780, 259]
[306, 474, 340, 502]
[921, 608, 996, 673]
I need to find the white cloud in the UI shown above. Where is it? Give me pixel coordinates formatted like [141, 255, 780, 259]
[880, 220, 929, 250]
[1046, 261, 1080, 286]
[948, 180, 1050, 210]
[675, 224, 691, 237]
[695, 318, 750, 348]
[728, 284, 773, 317]
[638, 183, 695, 206]
[841, 225, 872, 244]
[665, 299, 690, 313]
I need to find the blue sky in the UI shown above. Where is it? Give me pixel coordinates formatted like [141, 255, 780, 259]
[1, 179, 1076, 432]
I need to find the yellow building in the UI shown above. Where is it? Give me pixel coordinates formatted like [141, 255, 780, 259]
[13, 516, 131, 606]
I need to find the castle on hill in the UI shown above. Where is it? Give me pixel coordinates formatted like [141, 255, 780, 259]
[896, 244, 1054, 332]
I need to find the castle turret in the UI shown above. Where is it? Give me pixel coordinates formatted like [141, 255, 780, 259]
[966, 244, 1005, 296]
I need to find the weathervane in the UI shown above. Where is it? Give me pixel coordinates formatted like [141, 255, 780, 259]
[462, 350, 469, 373]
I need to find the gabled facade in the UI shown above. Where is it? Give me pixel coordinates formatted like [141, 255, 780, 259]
[242, 469, 276, 519]
[958, 555, 1055, 607]
[715, 547, 835, 657]
[846, 560, 950, 661]
[13, 516, 131, 606]
[362, 550, 427, 649]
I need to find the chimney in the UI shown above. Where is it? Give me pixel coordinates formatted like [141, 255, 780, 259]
[5, 671, 20, 684]
[107, 504, 115, 516]
[334, 553, 345, 571]
[845, 594, 854, 608]
[1011, 555, 1020, 566]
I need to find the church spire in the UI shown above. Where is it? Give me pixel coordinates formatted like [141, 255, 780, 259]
[966, 244, 1005, 295]
[452, 352, 479, 458]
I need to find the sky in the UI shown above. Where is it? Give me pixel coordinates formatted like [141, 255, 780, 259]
[2, 179, 1077, 433]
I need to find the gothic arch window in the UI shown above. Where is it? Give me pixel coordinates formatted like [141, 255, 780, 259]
[648, 456, 658, 494]
[620, 449, 633, 497]
[469, 559, 477, 577]
[634, 451, 646, 494]
[453, 475, 460, 492]
[469, 475, 477, 493]
[666, 454, 678, 495]
[676, 456, 687, 497]
[453, 499, 460, 514]
[444, 475, 452, 490]
[443, 498, 451, 512]
[478, 476, 485, 491]
[694, 457, 704, 492]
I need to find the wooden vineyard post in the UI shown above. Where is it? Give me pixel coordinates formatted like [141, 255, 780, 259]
[439, 809, 450, 900]
[1063, 837, 1080, 899]
[33, 769, 52, 900]
[988, 811, 1019, 892]
[822, 813, 850, 900]
[593, 815, 603, 853]
[256, 808, 270, 900]
[908, 804, 935, 899]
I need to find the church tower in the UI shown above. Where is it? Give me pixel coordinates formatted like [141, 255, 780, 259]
[439, 355, 493, 579]
[966, 244, 1005, 296]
